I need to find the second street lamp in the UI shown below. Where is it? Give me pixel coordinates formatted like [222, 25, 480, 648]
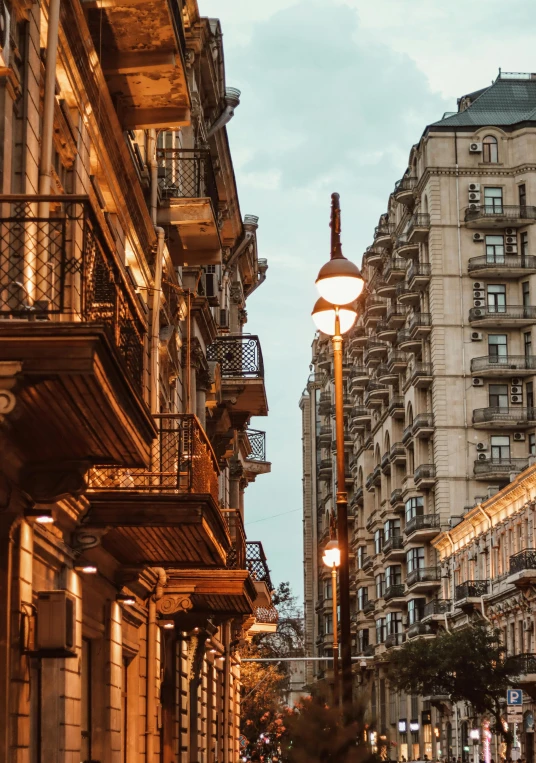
[312, 192, 363, 714]
[322, 539, 341, 707]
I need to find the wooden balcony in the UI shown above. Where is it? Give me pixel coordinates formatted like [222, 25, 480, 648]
[85, 0, 191, 129]
[207, 335, 268, 418]
[0, 196, 154, 493]
[156, 149, 222, 266]
[85, 415, 229, 567]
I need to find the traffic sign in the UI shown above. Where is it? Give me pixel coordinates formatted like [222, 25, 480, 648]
[508, 689, 523, 706]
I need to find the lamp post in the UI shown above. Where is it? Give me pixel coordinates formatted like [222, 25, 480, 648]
[322, 539, 341, 706]
[312, 193, 363, 713]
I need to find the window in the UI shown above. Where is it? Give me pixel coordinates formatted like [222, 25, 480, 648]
[386, 611, 403, 636]
[525, 331, 532, 358]
[358, 629, 369, 651]
[406, 547, 425, 573]
[384, 519, 400, 541]
[485, 235, 505, 263]
[491, 435, 510, 461]
[374, 528, 384, 555]
[357, 546, 366, 569]
[324, 613, 333, 634]
[483, 135, 498, 163]
[527, 382, 534, 409]
[487, 284, 506, 312]
[375, 573, 385, 599]
[484, 187, 503, 213]
[405, 496, 424, 522]
[529, 433, 536, 455]
[376, 617, 386, 644]
[408, 598, 425, 625]
[488, 334, 507, 361]
[523, 281, 530, 307]
[357, 587, 368, 610]
[324, 578, 333, 600]
[521, 232, 529, 258]
[385, 565, 402, 588]
[519, 183, 527, 210]
[489, 384, 508, 408]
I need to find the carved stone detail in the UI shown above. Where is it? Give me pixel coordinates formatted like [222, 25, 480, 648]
[21, 460, 90, 503]
[0, 390, 16, 421]
[157, 594, 193, 616]
[72, 528, 108, 554]
[230, 282, 244, 305]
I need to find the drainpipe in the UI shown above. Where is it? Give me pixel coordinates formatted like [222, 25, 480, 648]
[478, 505, 492, 530]
[150, 228, 166, 415]
[38, 0, 61, 200]
[245, 259, 268, 298]
[224, 229, 254, 274]
[206, 88, 241, 138]
[148, 129, 158, 225]
[222, 621, 231, 763]
[147, 568, 167, 763]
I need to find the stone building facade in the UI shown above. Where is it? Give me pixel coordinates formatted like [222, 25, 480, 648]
[0, 1, 273, 761]
[301, 72, 536, 759]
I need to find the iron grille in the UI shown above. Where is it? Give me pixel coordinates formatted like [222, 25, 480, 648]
[224, 509, 247, 571]
[465, 205, 536, 223]
[246, 429, 266, 462]
[423, 599, 451, 618]
[455, 580, 489, 601]
[88, 414, 219, 501]
[510, 549, 536, 574]
[255, 606, 279, 625]
[468, 254, 536, 272]
[245, 540, 273, 590]
[513, 653, 536, 674]
[156, 148, 218, 214]
[0, 195, 145, 392]
[207, 335, 264, 378]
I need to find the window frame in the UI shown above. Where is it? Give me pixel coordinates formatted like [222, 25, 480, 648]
[482, 135, 498, 164]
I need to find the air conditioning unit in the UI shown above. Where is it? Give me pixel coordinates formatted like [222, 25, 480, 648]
[511, 385, 523, 395]
[511, 394, 522, 404]
[514, 432, 526, 442]
[471, 331, 483, 341]
[473, 299, 485, 308]
[469, 142, 483, 153]
[476, 442, 487, 451]
[506, 244, 518, 253]
[473, 233, 484, 242]
[505, 228, 515, 236]
[506, 236, 517, 245]
[36, 590, 77, 656]
[469, 192, 481, 202]
[478, 452, 488, 461]
[469, 203, 480, 211]
[469, 183, 481, 192]
[473, 282, 484, 290]
[473, 290, 485, 300]
[219, 308, 229, 329]
[472, 377, 484, 387]
[512, 378, 522, 386]
[0, 1, 10, 68]
[473, 308, 484, 317]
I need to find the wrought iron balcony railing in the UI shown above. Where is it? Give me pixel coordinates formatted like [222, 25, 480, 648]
[405, 514, 440, 536]
[225, 508, 247, 571]
[363, 599, 375, 614]
[383, 535, 403, 554]
[455, 580, 489, 601]
[394, 176, 417, 194]
[406, 567, 440, 587]
[513, 653, 536, 675]
[384, 583, 405, 601]
[510, 549, 536, 575]
[471, 355, 536, 373]
[88, 414, 219, 501]
[156, 147, 218, 213]
[468, 254, 536, 272]
[464, 204, 536, 223]
[469, 305, 536, 322]
[474, 457, 529, 476]
[385, 632, 406, 648]
[207, 335, 264, 378]
[246, 429, 267, 462]
[409, 313, 432, 333]
[245, 540, 273, 590]
[423, 599, 451, 618]
[414, 464, 436, 482]
[407, 621, 434, 638]
[412, 413, 434, 433]
[254, 606, 279, 625]
[407, 212, 430, 234]
[473, 407, 536, 424]
[0, 195, 145, 392]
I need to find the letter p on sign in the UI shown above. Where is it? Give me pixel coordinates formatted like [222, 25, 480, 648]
[507, 690, 523, 706]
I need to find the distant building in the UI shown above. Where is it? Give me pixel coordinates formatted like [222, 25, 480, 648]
[302, 71, 536, 760]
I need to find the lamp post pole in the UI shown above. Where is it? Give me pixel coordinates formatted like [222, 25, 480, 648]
[330, 196, 353, 713]
[331, 563, 339, 708]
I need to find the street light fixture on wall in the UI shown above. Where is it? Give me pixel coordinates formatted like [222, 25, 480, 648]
[322, 539, 341, 706]
[312, 192, 363, 713]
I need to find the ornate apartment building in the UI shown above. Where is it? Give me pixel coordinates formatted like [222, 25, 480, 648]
[0, 1, 274, 762]
[301, 72, 536, 760]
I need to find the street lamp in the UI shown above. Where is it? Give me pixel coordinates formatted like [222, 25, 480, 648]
[322, 539, 341, 706]
[312, 192, 364, 713]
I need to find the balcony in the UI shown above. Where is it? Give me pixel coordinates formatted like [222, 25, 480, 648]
[386, 304, 408, 327]
[395, 235, 420, 260]
[381, 452, 391, 475]
[414, 464, 437, 488]
[406, 567, 441, 592]
[472, 407, 536, 429]
[394, 176, 417, 206]
[374, 222, 395, 249]
[156, 149, 222, 265]
[408, 362, 433, 389]
[474, 457, 529, 480]
[365, 381, 389, 406]
[407, 213, 431, 243]
[376, 280, 396, 299]
[0, 195, 155, 477]
[422, 599, 452, 622]
[244, 429, 271, 482]
[248, 605, 279, 635]
[390, 489, 404, 512]
[455, 580, 489, 602]
[349, 326, 368, 349]
[366, 509, 380, 531]
[396, 281, 420, 306]
[398, 329, 422, 354]
[468, 254, 536, 278]
[377, 321, 398, 343]
[383, 536, 405, 561]
[86, 0, 189, 130]
[363, 246, 385, 267]
[389, 442, 406, 466]
[469, 305, 536, 327]
[318, 458, 333, 481]
[366, 295, 388, 317]
[317, 424, 332, 445]
[366, 468, 381, 494]
[384, 256, 408, 285]
[350, 406, 372, 431]
[363, 556, 374, 573]
[408, 263, 431, 290]
[407, 621, 435, 639]
[365, 342, 389, 367]
[405, 513, 440, 540]
[513, 653, 536, 686]
[464, 204, 536, 228]
[378, 363, 398, 384]
[409, 313, 432, 339]
[470, 355, 536, 376]
[86, 414, 229, 567]
[412, 413, 435, 439]
[246, 540, 274, 606]
[318, 391, 332, 415]
[207, 335, 268, 417]
[387, 350, 409, 373]
[349, 365, 370, 392]
[385, 632, 406, 648]
[402, 423, 413, 445]
[384, 584, 406, 603]
[388, 396, 405, 419]
[508, 549, 536, 586]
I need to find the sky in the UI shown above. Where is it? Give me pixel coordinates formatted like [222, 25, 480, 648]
[199, 0, 536, 601]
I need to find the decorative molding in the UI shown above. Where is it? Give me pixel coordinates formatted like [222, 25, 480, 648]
[72, 527, 108, 554]
[157, 594, 193, 616]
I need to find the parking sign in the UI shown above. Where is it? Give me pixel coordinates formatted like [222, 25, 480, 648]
[507, 689, 523, 706]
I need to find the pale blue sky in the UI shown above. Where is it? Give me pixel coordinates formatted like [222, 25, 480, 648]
[200, 0, 536, 600]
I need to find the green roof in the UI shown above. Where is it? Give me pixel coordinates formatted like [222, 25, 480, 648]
[431, 76, 536, 128]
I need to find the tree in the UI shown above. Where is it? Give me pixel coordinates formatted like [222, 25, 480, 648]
[387, 625, 520, 745]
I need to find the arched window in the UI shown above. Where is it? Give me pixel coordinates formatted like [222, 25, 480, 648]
[406, 403, 414, 428]
[483, 135, 498, 163]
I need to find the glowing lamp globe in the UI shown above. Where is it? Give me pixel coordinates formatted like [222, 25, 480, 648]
[315, 257, 364, 305]
[322, 540, 341, 568]
[312, 297, 357, 336]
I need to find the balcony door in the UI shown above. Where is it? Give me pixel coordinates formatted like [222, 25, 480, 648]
[488, 334, 507, 364]
[489, 384, 508, 408]
[485, 235, 505, 264]
[491, 435, 510, 462]
[487, 284, 506, 313]
[484, 187, 503, 214]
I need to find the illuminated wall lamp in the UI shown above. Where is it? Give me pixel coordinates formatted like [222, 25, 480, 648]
[25, 508, 54, 524]
[74, 564, 97, 574]
[116, 593, 136, 605]
[159, 620, 175, 630]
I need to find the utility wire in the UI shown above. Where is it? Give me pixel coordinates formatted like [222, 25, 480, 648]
[246, 508, 302, 525]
